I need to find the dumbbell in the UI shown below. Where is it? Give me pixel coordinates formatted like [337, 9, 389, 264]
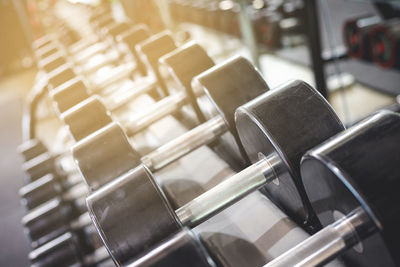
[17, 139, 48, 162]
[38, 21, 136, 76]
[61, 40, 214, 145]
[20, 31, 179, 185]
[343, 15, 381, 61]
[79, 79, 344, 265]
[22, 196, 89, 248]
[72, 55, 265, 192]
[217, 0, 241, 37]
[21, 55, 263, 249]
[33, 15, 116, 63]
[127, 112, 400, 267]
[36, 21, 135, 78]
[265, 110, 400, 267]
[33, 27, 119, 78]
[370, 19, 400, 69]
[29, 228, 111, 266]
[33, 8, 115, 56]
[252, 9, 282, 48]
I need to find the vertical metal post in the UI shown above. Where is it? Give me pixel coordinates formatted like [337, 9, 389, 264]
[238, 0, 262, 72]
[304, 0, 328, 99]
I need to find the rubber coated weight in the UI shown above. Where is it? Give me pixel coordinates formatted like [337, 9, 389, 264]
[72, 56, 267, 190]
[73, 123, 141, 190]
[17, 139, 48, 162]
[300, 111, 400, 266]
[235, 80, 344, 231]
[85, 80, 343, 265]
[50, 77, 91, 114]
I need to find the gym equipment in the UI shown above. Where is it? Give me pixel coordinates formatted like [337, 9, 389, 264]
[22, 197, 88, 248]
[62, 41, 212, 142]
[370, 19, 400, 69]
[21, 55, 265, 247]
[72, 55, 265, 191]
[343, 15, 381, 61]
[29, 229, 110, 266]
[83, 80, 344, 265]
[265, 111, 400, 267]
[20, 31, 178, 184]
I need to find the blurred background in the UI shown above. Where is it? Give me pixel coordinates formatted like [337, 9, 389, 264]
[0, 0, 399, 266]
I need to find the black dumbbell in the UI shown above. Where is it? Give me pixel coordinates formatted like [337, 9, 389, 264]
[72, 55, 265, 191]
[37, 21, 135, 75]
[22, 197, 89, 248]
[127, 112, 400, 267]
[343, 15, 381, 61]
[29, 229, 111, 266]
[20, 31, 179, 185]
[265, 111, 400, 267]
[370, 18, 400, 70]
[21, 55, 264, 249]
[17, 139, 48, 162]
[33, 15, 115, 62]
[61, 41, 212, 143]
[80, 79, 344, 265]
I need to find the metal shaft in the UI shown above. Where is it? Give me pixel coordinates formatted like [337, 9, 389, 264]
[105, 77, 157, 112]
[176, 158, 275, 227]
[141, 116, 227, 172]
[125, 92, 187, 136]
[91, 62, 135, 90]
[264, 208, 370, 267]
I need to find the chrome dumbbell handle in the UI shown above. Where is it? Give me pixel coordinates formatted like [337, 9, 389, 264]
[265, 207, 373, 267]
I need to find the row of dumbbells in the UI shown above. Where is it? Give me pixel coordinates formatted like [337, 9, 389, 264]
[344, 15, 400, 70]
[168, 0, 304, 48]
[19, 5, 400, 267]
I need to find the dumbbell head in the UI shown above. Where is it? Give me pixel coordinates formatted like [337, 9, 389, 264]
[192, 56, 268, 167]
[89, 7, 110, 24]
[343, 15, 380, 60]
[22, 198, 74, 248]
[117, 25, 152, 76]
[72, 55, 267, 190]
[37, 52, 68, 73]
[47, 64, 77, 90]
[93, 14, 115, 32]
[29, 232, 82, 267]
[22, 152, 57, 183]
[73, 122, 141, 190]
[32, 36, 55, 50]
[61, 33, 181, 142]
[19, 173, 62, 210]
[136, 31, 177, 77]
[50, 77, 91, 114]
[128, 228, 215, 267]
[159, 41, 215, 122]
[17, 139, 48, 162]
[85, 80, 344, 265]
[235, 80, 344, 228]
[370, 19, 400, 69]
[61, 96, 113, 142]
[105, 21, 133, 41]
[36, 47, 59, 61]
[301, 111, 400, 266]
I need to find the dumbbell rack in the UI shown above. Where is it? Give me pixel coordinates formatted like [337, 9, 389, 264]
[23, 1, 336, 265]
